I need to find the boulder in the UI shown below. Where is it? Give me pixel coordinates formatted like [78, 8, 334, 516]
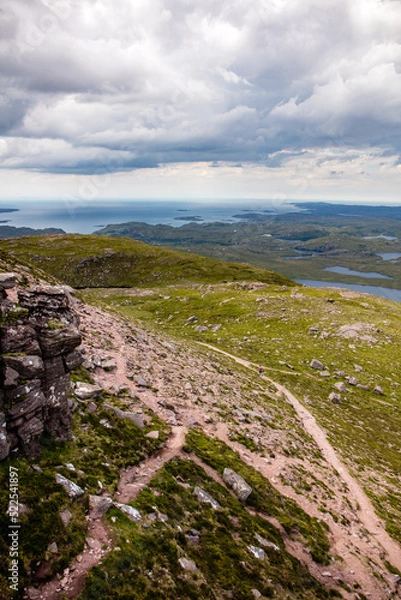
[74, 382, 103, 400]
[248, 545, 265, 560]
[90, 496, 113, 519]
[334, 382, 347, 393]
[185, 316, 198, 325]
[59, 508, 73, 527]
[373, 385, 384, 396]
[55, 474, 84, 499]
[103, 403, 144, 429]
[329, 392, 342, 404]
[193, 486, 221, 510]
[113, 501, 142, 521]
[178, 557, 198, 571]
[347, 376, 358, 386]
[0, 273, 18, 289]
[18, 286, 70, 318]
[135, 375, 148, 388]
[310, 359, 324, 370]
[222, 468, 252, 501]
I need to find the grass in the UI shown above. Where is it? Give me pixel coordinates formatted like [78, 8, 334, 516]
[81, 453, 339, 600]
[0, 234, 294, 289]
[0, 376, 169, 598]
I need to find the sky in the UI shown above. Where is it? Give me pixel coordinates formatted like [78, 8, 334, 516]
[1, 0, 401, 204]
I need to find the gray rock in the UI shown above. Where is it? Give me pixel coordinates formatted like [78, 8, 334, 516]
[222, 468, 252, 501]
[252, 590, 262, 599]
[103, 403, 144, 428]
[357, 384, 370, 391]
[185, 316, 198, 325]
[248, 545, 265, 560]
[47, 541, 58, 554]
[193, 486, 221, 510]
[64, 349, 84, 372]
[55, 473, 84, 499]
[178, 557, 198, 571]
[373, 385, 384, 395]
[310, 359, 324, 370]
[90, 496, 113, 519]
[74, 382, 103, 400]
[254, 533, 280, 551]
[87, 401, 97, 413]
[25, 588, 42, 600]
[101, 359, 116, 372]
[4, 355, 44, 380]
[0, 272, 18, 289]
[135, 375, 148, 387]
[145, 430, 159, 439]
[319, 370, 331, 377]
[329, 392, 342, 404]
[59, 508, 73, 527]
[114, 501, 142, 521]
[347, 376, 358, 386]
[334, 382, 347, 393]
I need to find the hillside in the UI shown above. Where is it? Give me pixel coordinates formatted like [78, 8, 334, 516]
[0, 236, 401, 599]
[0, 234, 293, 289]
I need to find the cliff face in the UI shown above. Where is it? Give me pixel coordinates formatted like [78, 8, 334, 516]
[0, 273, 83, 459]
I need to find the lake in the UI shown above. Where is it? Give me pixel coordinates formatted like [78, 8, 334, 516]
[324, 266, 393, 280]
[296, 280, 401, 302]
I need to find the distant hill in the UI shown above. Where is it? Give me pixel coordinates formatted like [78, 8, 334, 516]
[0, 225, 65, 239]
[0, 234, 294, 288]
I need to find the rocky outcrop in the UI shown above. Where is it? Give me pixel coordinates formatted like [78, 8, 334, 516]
[0, 275, 83, 458]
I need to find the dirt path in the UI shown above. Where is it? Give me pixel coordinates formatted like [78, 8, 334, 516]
[37, 306, 401, 599]
[197, 342, 401, 574]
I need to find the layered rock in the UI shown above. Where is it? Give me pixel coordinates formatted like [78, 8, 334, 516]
[0, 275, 83, 458]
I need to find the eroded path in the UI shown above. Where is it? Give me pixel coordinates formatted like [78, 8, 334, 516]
[197, 342, 401, 575]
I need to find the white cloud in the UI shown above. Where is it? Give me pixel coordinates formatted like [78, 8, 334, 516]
[1, 0, 401, 200]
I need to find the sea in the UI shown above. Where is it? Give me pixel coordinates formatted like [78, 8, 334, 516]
[0, 199, 296, 233]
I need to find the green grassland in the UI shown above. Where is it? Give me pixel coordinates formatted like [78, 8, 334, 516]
[0, 234, 293, 289]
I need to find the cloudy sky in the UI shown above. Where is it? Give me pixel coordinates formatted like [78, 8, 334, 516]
[1, 0, 401, 203]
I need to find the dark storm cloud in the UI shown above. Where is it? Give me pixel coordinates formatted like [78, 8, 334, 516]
[1, 0, 401, 174]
